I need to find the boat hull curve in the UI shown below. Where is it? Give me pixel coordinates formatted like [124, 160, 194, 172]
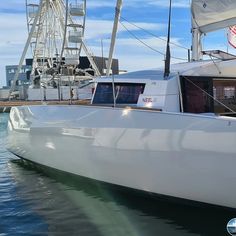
[6, 105, 236, 209]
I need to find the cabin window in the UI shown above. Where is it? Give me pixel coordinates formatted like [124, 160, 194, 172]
[181, 77, 213, 113]
[181, 76, 236, 114]
[213, 80, 236, 113]
[92, 83, 145, 104]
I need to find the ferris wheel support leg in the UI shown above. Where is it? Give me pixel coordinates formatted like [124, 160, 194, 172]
[81, 42, 101, 76]
[8, 0, 44, 99]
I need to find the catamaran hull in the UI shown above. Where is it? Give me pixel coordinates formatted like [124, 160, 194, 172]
[6, 105, 236, 209]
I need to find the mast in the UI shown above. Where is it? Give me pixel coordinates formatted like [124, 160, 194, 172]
[164, 0, 172, 78]
[106, 0, 122, 76]
[191, 12, 202, 61]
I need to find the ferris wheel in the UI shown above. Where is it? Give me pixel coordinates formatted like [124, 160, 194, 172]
[10, 0, 100, 93]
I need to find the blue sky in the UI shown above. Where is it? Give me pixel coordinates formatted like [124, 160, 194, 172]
[0, 0, 233, 87]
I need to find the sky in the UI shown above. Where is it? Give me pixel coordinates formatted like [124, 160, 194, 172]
[0, 0, 234, 88]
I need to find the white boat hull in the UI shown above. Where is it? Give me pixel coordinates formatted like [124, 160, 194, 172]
[6, 105, 236, 208]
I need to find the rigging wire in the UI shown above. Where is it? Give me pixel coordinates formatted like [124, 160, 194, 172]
[120, 16, 190, 51]
[119, 20, 165, 56]
[119, 20, 187, 61]
[209, 55, 221, 74]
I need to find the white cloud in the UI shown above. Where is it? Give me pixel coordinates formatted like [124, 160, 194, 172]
[0, 13, 29, 87]
[0, 0, 25, 10]
[87, 1, 116, 8]
[0, 0, 190, 10]
[85, 19, 165, 39]
[87, 0, 190, 9]
[0, 13, 27, 41]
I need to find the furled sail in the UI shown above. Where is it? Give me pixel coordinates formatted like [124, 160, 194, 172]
[191, 0, 236, 33]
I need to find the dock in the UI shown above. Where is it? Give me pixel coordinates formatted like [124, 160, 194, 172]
[0, 100, 90, 113]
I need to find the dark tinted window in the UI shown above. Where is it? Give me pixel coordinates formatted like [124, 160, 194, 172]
[213, 79, 236, 114]
[181, 76, 213, 113]
[92, 83, 145, 104]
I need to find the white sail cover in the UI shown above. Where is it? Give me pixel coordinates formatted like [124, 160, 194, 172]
[192, 0, 236, 33]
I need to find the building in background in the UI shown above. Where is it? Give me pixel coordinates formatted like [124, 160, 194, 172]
[5, 64, 32, 88]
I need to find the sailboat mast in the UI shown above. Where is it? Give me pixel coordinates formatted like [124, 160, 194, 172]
[106, 0, 123, 76]
[191, 20, 202, 61]
[164, 0, 172, 78]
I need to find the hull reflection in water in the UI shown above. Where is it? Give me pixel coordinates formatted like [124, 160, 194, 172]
[9, 159, 236, 236]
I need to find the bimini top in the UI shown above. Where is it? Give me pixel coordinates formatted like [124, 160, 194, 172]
[97, 59, 236, 83]
[175, 59, 236, 77]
